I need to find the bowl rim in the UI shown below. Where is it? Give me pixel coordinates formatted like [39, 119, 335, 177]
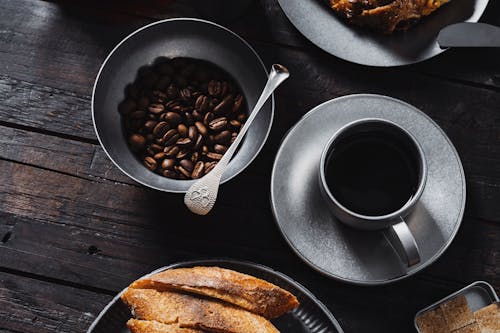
[91, 17, 274, 193]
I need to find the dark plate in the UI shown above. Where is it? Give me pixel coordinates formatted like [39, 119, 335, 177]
[92, 19, 273, 193]
[86, 260, 344, 333]
[277, 0, 489, 66]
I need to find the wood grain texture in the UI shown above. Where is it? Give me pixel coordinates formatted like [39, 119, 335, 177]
[0, 271, 110, 333]
[0, 0, 499, 332]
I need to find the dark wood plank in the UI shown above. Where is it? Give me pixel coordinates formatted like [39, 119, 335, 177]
[0, 271, 110, 333]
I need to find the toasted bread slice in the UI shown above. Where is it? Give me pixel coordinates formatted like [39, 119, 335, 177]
[440, 295, 474, 331]
[415, 307, 449, 333]
[453, 323, 481, 333]
[127, 319, 203, 333]
[121, 288, 280, 333]
[129, 266, 299, 318]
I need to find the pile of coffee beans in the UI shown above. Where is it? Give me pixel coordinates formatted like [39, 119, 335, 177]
[118, 57, 247, 180]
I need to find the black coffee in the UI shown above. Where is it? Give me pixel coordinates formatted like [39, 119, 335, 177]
[325, 131, 419, 216]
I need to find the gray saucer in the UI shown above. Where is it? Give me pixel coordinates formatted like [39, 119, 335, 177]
[270, 94, 466, 285]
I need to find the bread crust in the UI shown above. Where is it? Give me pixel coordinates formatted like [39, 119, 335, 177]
[127, 319, 204, 333]
[121, 288, 280, 333]
[129, 266, 299, 318]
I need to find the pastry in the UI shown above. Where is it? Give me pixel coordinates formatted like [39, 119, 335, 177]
[129, 266, 299, 318]
[121, 288, 280, 333]
[327, 0, 451, 33]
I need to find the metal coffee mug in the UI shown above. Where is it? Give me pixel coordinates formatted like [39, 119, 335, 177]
[319, 118, 426, 267]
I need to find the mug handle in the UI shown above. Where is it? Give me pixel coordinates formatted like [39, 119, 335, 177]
[384, 218, 421, 267]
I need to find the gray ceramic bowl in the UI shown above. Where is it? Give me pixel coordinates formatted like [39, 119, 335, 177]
[92, 18, 273, 193]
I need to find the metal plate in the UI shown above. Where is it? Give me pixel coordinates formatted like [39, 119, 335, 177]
[414, 281, 500, 332]
[270, 94, 466, 285]
[86, 259, 344, 333]
[277, 0, 489, 66]
[92, 18, 273, 193]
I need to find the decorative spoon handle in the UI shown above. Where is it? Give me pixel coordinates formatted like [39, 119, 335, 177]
[184, 64, 290, 215]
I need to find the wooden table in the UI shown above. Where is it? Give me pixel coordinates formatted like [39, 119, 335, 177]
[0, 1, 499, 332]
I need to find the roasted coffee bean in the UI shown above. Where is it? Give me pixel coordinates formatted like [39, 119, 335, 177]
[229, 119, 241, 129]
[153, 152, 167, 161]
[152, 121, 170, 138]
[177, 124, 188, 137]
[237, 113, 247, 122]
[192, 110, 203, 121]
[191, 161, 205, 179]
[208, 80, 221, 97]
[144, 156, 157, 171]
[213, 95, 233, 115]
[205, 161, 217, 174]
[203, 112, 215, 125]
[161, 158, 176, 170]
[214, 130, 232, 144]
[213, 144, 228, 154]
[143, 120, 158, 132]
[209, 117, 228, 131]
[164, 145, 180, 157]
[162, 169, 178, 178]
[128, 134, 146, 151]
[118, 99, 136, 115]
[150, 143, 164, 152]
[180, 159, 194, 172]
[195, 95, 210, 113]
[232, 94, 244, 113]
[176, 165, 191, 178]
[176, 148, 190, 159]
[163, 129, 180, 146]
[195, 121, 208, 136]
[165, 112, 182, 126]
[193, 134, 203, 151]
[191, 152, 200, 163]
[188, 126, 198, 141]
[120, 57, 247, 180]
[207, 152, 223, 161]
[148, 103, 165, 115]
[176, 137, 192, 147]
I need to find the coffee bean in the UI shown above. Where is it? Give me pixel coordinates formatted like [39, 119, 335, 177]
[162, 169, 178, 178]
[203, 112, 215, 125]
[143, 120, 158, 132]
[163, 129, 180, 146]
[214, 144, 228, 154]
[232, 94, 244, 113]
[165, 112, 182, 126]
[176, 148, 190, 159]
[118, 99, 136, 115]
[161, 159, 176, 170]
[205, 161, 217, 174]
[164, 145, 180, 157]
[195, 121, 208, 136]
[177, 124, 188, 137]
[180, 159, 194, 172]
[120, 57, 247, 180]
[188, 126, 198, 141]
[193, 134, 203, 151]
[153, 152, 167, 161]
[144, 156, 157, 171]
[213, 95, 233, 115]
[152, 121, 170, 138]
[195, 95, 210, 113]
[176, 165, 191, 178]
[214, 130, 231, 144]
[129, 134, 146, 151]
[176, 137, 192, 147]
[207, 152, 223, 161]
[209, 117, 228, 131]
